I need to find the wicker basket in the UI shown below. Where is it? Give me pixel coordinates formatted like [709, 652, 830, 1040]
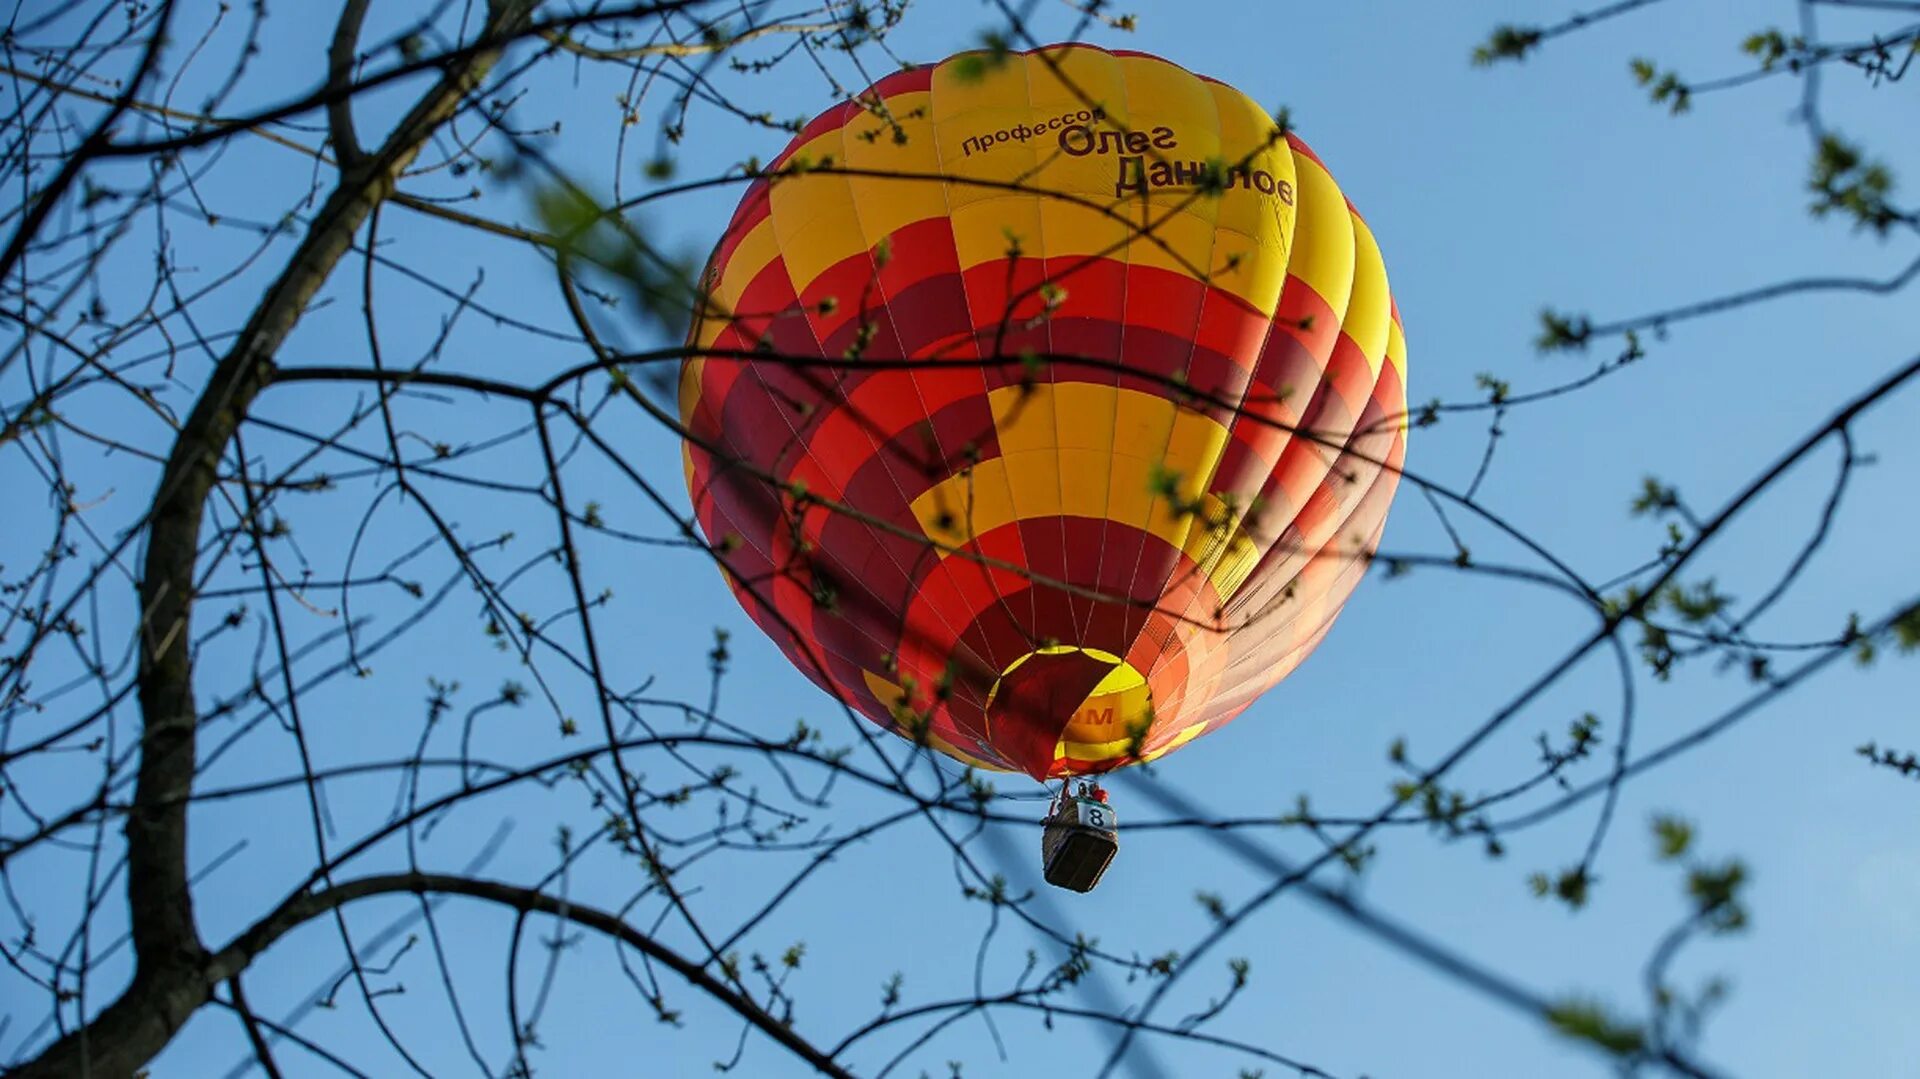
[1041, 797, 1119, 892]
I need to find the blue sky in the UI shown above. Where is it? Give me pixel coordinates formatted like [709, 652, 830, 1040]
[8, 1, 1920, 1076]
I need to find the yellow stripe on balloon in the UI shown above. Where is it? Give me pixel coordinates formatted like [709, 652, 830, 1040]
[769, 162, 868, 296]
[1139, 720, 1208, 762]
[838, 93, 949, 244]
[912, 382, 1252, 591]
[705, 218, 783, 320]
[1209, 81, 1296, 267]
[861, 668, 1003, 771]
[1283, 150, 1356, 318]
[1386, 309, 1409, 386]
[1181, 492, 1261, 606]
[678, 356, 706, 425]
[1345, 214, 1392, 377]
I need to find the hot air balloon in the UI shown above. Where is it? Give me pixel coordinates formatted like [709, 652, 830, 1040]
[680, 43, 1407, 886]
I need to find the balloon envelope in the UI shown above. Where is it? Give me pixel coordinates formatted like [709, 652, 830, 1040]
[681, 43, 1408, 779]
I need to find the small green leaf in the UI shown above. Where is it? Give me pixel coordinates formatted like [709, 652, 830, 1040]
[1472, 24, 1544, 66]
[1651, 815, 1693, 860]
[1547, 998, 1646, 1057]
